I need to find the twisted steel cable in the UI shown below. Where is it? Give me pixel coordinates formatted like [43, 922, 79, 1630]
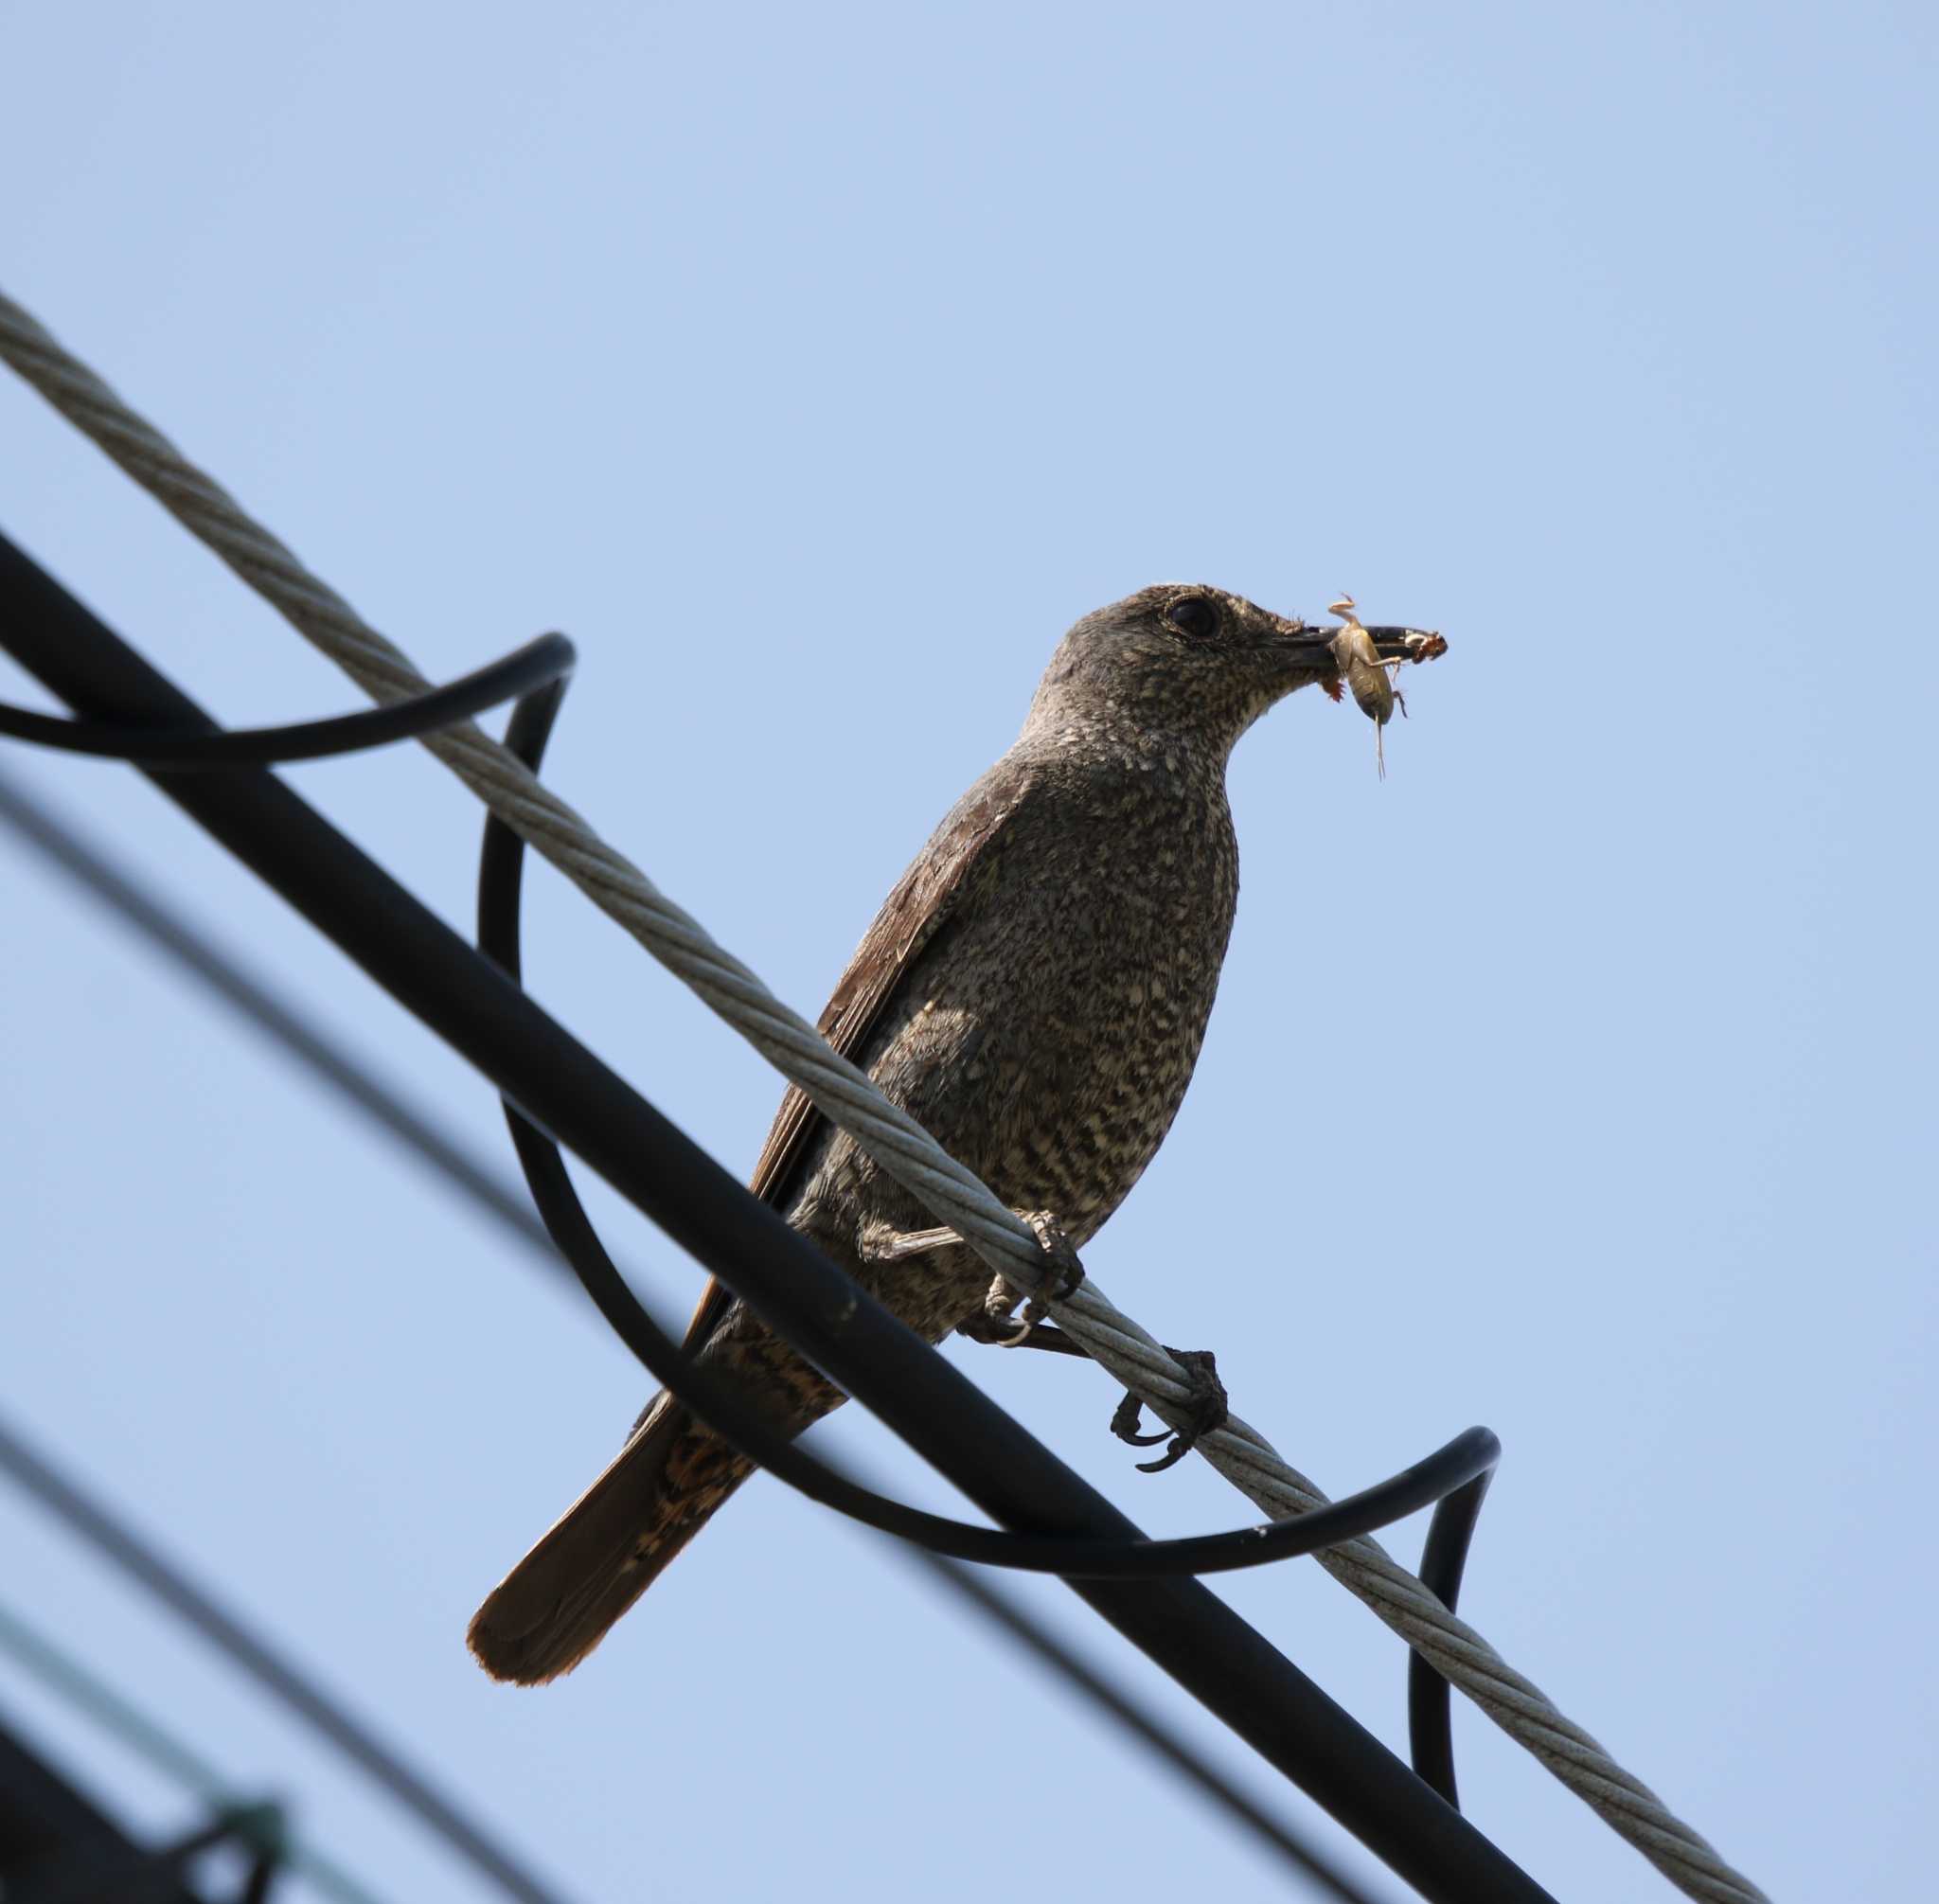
[0, 287, 1765, 1904]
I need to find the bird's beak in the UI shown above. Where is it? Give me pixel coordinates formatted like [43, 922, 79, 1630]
[1268, 614, 1337, 665]
[1364, 625, 1449, 663]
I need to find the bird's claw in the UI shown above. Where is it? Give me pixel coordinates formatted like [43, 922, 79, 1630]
[958, 1289, 1036, 1348]
[1005, 1214, 1085, 1344]
[989, 1213, 1085, 1335]
[956, 1290, 1089, 1356]
[956, 1215, 1088, 1354]
[1110, 1348, 1228, 1474]
[1022, 1211, 1085, 1304]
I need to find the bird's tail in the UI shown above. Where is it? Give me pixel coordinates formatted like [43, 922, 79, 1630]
[467, 1396, 754, 1684]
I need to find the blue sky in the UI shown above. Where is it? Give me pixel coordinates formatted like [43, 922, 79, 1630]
[1, 5, 1932, 1900]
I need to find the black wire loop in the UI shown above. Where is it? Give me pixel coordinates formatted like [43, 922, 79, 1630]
[0, 631, 575, 766]
[477, 669, 1499, 1597]
[1409, 1468, 1494, 1808]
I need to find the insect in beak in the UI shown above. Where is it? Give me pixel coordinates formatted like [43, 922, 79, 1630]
[1325, 595, 1444, 779]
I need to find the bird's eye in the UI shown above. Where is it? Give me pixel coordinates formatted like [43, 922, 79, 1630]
[1165, 596, 1220, 641]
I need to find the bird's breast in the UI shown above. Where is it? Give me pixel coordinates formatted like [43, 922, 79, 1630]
[873, 783, 1240, 1241]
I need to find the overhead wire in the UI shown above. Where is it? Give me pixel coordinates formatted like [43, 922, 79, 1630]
[0, 1597, 390, 1904]
[0, 1414, 568, 1904]
[0, 287, 1769, 1904]
[0, 529, 1556, 1904]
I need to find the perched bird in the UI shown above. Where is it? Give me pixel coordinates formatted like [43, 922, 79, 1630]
[471, 583, 1379, 1683]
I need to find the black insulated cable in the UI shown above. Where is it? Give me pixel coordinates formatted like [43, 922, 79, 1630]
[0, 632, 574, 765]
[0, 528, 1553, 1904]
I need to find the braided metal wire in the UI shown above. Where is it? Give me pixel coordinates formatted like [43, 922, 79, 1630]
[0, 288, 1767, 1904]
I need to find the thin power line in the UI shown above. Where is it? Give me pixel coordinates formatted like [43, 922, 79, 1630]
[0, 1411, 568, 1904]
[0, 1597, 390, 1904]
[0, 766, 553, 1257]
[0, 759, 1384, 1904]
[905, 1553, 1382, 1893]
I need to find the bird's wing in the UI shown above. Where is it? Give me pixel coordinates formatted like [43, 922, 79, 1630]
[677, 761, 1035, 1353]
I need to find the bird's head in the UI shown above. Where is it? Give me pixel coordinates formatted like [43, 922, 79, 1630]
[1023, 583, 1343, 762]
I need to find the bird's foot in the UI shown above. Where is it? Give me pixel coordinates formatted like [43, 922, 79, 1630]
[957, 1280, 1037, 1348]
[864, 1212, 1081, 1301]
[953, 1213, 1086, 1353]
[1110, 1348, 1228, 1474]
[1017, 1211, 1085, 1304]
[956, 1290, 1088, 1356]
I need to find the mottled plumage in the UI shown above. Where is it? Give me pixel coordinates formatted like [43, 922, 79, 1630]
[470, 583, 1345, 1682]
